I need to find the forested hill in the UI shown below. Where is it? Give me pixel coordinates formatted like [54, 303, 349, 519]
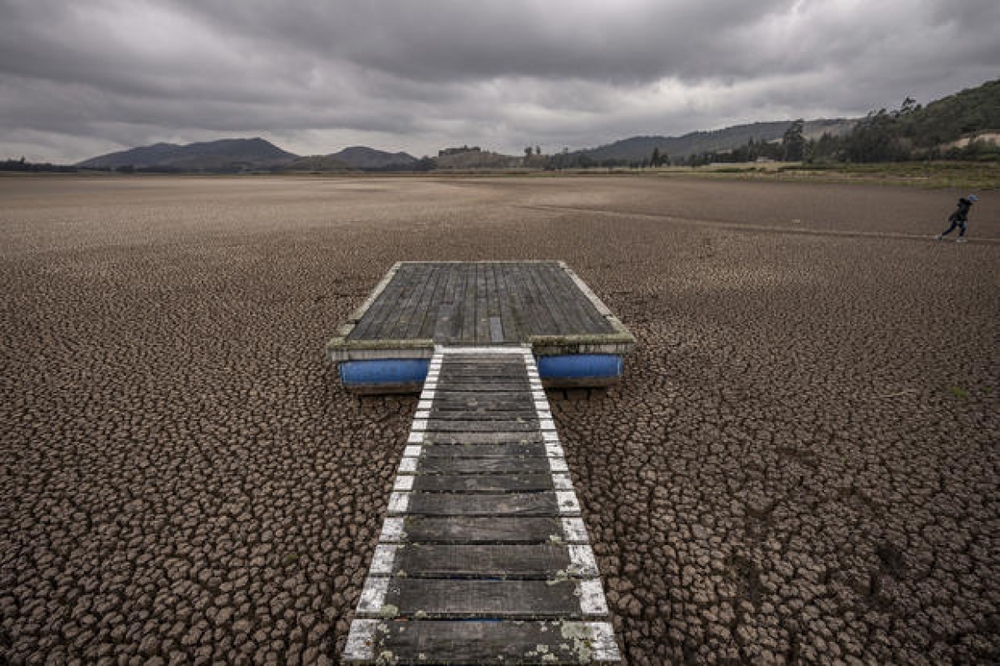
[897, 78, 1000, 147]
[579, 119, 854, 163]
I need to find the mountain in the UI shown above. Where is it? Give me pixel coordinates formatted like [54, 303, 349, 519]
[76, 137, 297, 171]
[327, 146, 417, 169]
[578, 119, 855, 163]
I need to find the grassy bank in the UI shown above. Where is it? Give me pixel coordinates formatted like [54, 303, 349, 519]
[657, 160, 1000, 190]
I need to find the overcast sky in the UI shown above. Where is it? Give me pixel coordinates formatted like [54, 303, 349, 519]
[1, 0, 998, 163]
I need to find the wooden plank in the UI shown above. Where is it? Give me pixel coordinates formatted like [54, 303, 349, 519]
[388, 544, 573, 578]
[421, 420, 537, 432]
[540, 263, 591, 335]
[428, 265, 456, 342]
[475, 263, 491, 344]
[428, 410, 538, 421]
[524, 261, 572, 335]
[547, 264, 613, 335]
[460, 264, 477, 343]
[370, 263, 423, 340]
[411, 474, 555, 493]
[361, 578, 604, 619]
[437, 373, 527, 383]
[406, 262, 442, 339]
[420, 431, 545, 445]
[495, 263, 517, 343]
[405, 492, 560, 516]
[375, 264, 424, 341]
[343, 620, 620, 664]
[432, 383, 530, 393]
[437, 265, 458, 343]
[401, 516, 566, 544]
[347, 267, 408, 341]
[416, 458, 554, 474]
[432, 303, 454, 342]
[418, 443, 546, 458]
[440, 361, 523, 371]
[506, 262, 534, 342]
[430, 396, 536, 411]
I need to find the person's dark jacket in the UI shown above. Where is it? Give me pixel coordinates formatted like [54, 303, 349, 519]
[950, 198, 974, 222]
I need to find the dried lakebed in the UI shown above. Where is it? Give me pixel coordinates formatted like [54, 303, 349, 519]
[1, 175, 998, 664]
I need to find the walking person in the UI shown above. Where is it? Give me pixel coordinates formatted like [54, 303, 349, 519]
[936, 194, 979, 242]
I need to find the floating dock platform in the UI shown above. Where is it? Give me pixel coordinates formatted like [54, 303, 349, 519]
[342, 347, 620, 664]
[327, 261, 634, 393]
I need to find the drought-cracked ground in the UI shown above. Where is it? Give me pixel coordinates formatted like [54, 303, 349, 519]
[1, 175, 997, 664]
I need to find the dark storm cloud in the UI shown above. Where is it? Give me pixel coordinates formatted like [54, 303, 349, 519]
[1, 0, 998, 162]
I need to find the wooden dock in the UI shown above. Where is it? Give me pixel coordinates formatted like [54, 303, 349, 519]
[342, 347, 620, 664]
[328, 262, 635, 392]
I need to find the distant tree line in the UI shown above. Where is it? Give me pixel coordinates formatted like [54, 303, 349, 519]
[684, 80, 1000, 166]
[1, 157, 77, 172]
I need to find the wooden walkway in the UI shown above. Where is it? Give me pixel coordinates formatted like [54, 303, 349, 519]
[343, 347, 620, 664]
[329, 262, 634, 361]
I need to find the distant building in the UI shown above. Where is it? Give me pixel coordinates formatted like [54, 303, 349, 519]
[438, 146, 482, 157]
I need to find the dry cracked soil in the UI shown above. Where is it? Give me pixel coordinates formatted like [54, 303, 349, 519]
[1, 175, 998, 665]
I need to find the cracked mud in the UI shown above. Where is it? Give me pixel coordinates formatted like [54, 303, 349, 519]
[2, 176, 997, 664]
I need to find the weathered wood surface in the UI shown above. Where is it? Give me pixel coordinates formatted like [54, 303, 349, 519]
[343, 347, 619, 664]
[382, 544, 576, 578]
[381, 516, 591, 545]
[409, 473, 556, 493]
[417, 443, 548, 458]
[345, 620, 620, 665]
[414, 457, 556, 475]
[358, 578, 606, 618]
[346, 262, 616, 344]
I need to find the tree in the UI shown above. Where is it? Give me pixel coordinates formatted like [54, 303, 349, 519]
[650, 147, 661, 167]
[524, 146, 533, 157]
[534, 146, 541, 156]
[782, 119, 805, 161]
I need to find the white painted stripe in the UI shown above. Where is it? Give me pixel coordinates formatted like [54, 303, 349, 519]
[536, 409, 553, 421]
[411, 419, 427, 431]
[586, 622, 621, 661]
[356, 577, 389, 614]
[532, 390, 546, 400]
[548, 456, 569, 473]
[542, 431, 559, 442]
[539, 418, 556, 431]
[380, 517, 406, 543]
[545, 442, 565, 457]
[556, 491, 581, 515]
[387, 492, 410, 514]
[369, 545, 397, 575]
[561, 517, 590, 543]
[398, 457, 418, 473]
[393, 476, 414, 491]
[414, 410, 430, 420]
[534, 400, 549, 411]
[568, 545, 599, 577]
[578, 579, 609, 616]
[342, 620, 377, 661]
[417, 400, 433, 410]
[552, 473, 573, 490]
[403, 445, 422, 457]
[407, 432, 423, 444]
